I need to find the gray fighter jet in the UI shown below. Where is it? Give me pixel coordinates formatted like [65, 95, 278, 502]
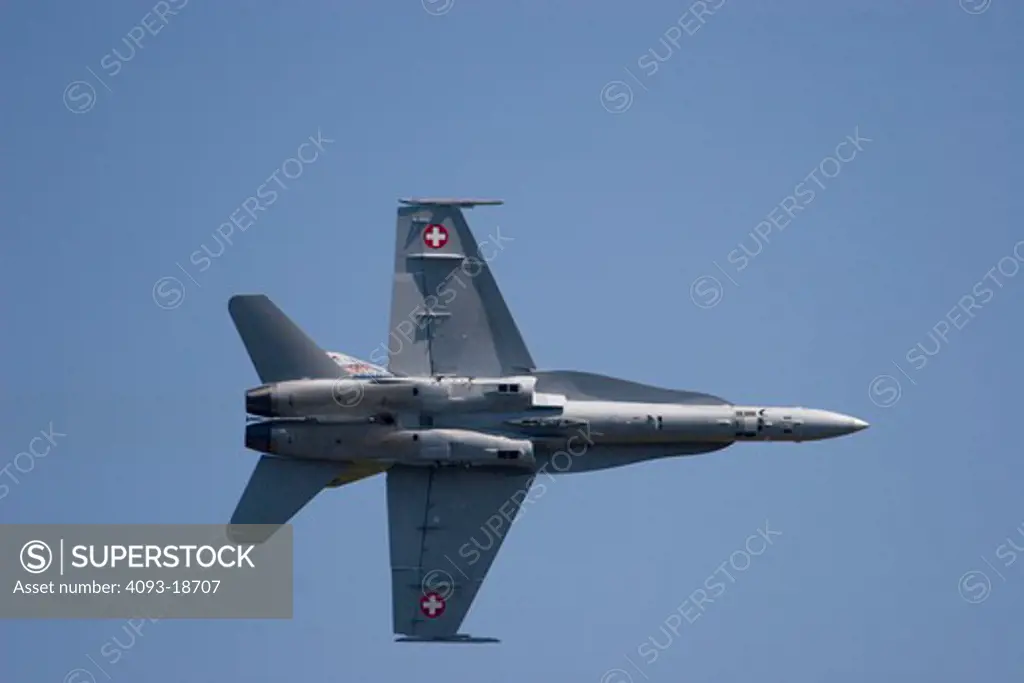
[227, 198, 868, 643]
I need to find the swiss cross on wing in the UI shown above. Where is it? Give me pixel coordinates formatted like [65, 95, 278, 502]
[423, 224, 449, 249]
[420, 592, 446, 618]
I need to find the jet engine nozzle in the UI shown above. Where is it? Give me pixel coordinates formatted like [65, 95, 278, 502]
[246, 386, 273, 417]
[245, 421, 272, 453]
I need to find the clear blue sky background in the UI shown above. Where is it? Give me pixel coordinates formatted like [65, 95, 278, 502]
[2, 1, 1022, 681]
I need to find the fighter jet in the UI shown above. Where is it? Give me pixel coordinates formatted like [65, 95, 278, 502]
[227, 198, 869, 643]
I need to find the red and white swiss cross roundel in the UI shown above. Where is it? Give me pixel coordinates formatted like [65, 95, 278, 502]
[423, 224, 449, 249]
[420, 591, 446, 618]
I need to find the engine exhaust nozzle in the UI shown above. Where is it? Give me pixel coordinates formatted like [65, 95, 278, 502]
[245, 421, 272, 453]
[245, 386, 273, 417]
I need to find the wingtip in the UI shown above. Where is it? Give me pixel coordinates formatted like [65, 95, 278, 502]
[398, 198, 504, 208]
[394, 634, 501, 644]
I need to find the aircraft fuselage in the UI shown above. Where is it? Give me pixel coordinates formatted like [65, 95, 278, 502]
[242, 374, 868, 470]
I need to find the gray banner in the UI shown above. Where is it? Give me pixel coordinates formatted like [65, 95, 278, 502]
[1, 525, 292, 618]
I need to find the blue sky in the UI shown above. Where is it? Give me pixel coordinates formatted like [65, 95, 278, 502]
[2, 0, 1023, 680]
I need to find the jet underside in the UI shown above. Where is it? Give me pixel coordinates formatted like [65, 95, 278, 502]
[225, 198, 868, 642]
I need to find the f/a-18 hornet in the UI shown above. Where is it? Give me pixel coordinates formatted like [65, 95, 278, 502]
[227, 198, 869, 643]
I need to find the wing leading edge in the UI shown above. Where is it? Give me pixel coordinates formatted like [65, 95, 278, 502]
[386, 201, 534, 377]
[387, 465, 534, 641]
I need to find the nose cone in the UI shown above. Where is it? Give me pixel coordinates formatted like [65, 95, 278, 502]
[803, 410, 870, 440]
[849, 417, 870, 432]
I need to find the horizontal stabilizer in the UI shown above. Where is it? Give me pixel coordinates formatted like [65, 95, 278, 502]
[228, 294, 341, 383]
[227, 455, 341, 544]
